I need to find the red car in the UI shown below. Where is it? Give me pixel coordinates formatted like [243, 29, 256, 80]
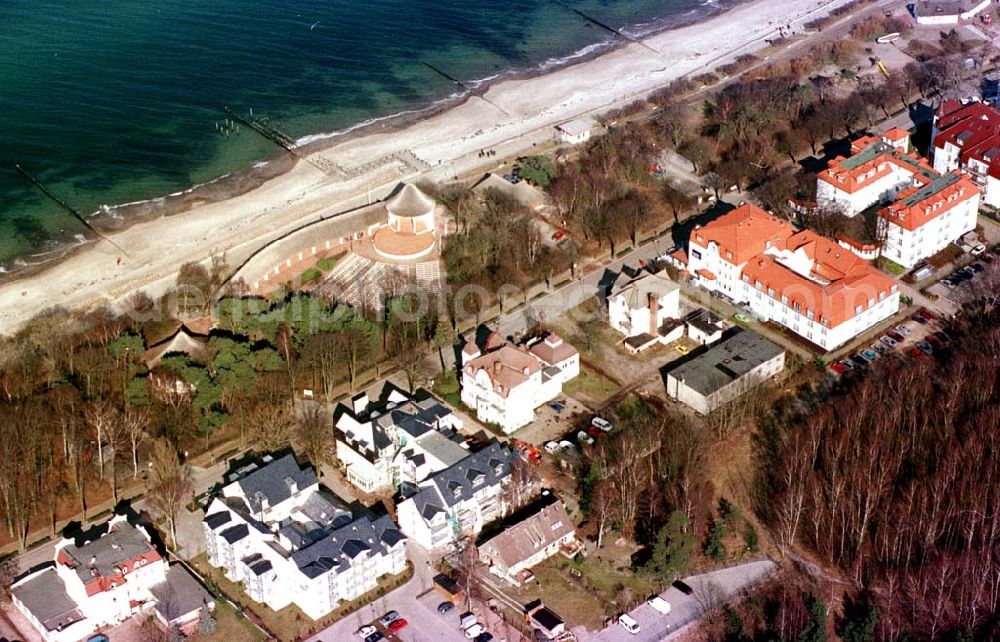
[552, 230, 566, 241]
[587, 425, 604, 438]
[388, 618, 408, 633]
[910, 347, 928, 359]
[917, 308, 938, 321]
[830, 362, 847, 374]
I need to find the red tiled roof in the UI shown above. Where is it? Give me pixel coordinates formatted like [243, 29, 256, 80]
[879, 171, 979, 232]
[528, 334, 578, 366]
[933, 100, 1000, 175]
[465, 344, 541, 398]
[882, 127, 910, 143]
[817, 142, 935, 195]
[696, 268, 717, 280]
[740, 232, 896, 329]
[691, 203, 792, 265]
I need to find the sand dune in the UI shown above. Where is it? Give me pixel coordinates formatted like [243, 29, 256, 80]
[0, 0, 858, 335]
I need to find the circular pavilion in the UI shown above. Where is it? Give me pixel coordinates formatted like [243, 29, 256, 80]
[372, 183, 437, 261]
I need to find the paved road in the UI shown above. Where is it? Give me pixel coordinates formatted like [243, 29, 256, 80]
[584, 560, 777, 642]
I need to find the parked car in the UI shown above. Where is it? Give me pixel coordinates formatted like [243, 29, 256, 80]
[618, 613, 641, 634]
[544, 441, 560, 455]
[577, 431, 595, 446]
[357, 625, 377, 637]
[971, 262, 986, 273]
[926, 335, 944, 349]
[838, 359, 856, 371]
[552, 230, 566, 241]
[861, 349, 878, 362]
[364, 633, 384, 642]
[933, 330, 952, 344]
[917, 308, 938, 320]
[378, 611, 400, 627]
[648, 595, 672, 615]
[591, 417, 613, 432]
[880, 335, 898, 348]
[913, 313, 930, 324]
[971, 243, 986, 255]
[850, 354, 868, 367]
[460, 612, 477, 630]
[87, 636, 110, 642]
[558, 440, 577, 454]
[871, 343, 888, 354]
[888, 331, 906, 343]
[910, 346, 929, 359]
[437, 602, 455, 614]
[942, 278, 956, 289]
[465, 623, 486, 639]
[587, 425, 605, 438]
[475, 633, 494, 642]
[916, 340, 933, 355]
[675, 344, 690, 354]
[388, 619, 408, 633]
[672, 579, 695, 595]
[895, 324, 911, 336]
[830, 362, 847, 374]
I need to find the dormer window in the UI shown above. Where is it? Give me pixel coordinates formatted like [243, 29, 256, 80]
[855, 305, 863, 314]
[495, 465, 503, 475]
[453, 487, 462, 498]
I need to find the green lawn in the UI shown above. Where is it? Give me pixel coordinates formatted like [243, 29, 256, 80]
[564, 365, 621, 405]
[189, 601, 266, 642]
[516, 549, 660, 630]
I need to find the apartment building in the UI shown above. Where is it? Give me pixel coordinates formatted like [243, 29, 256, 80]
[461, 332, 578, 433]
[396, 441, 514, 551]
[680, 204, 899, 350]
[334, 384, 468, 493]
[202, 454, 407, 620]
[932, 98, 1000, 207]
[817, 134, 937, 216]
[878, 171, 980, 268]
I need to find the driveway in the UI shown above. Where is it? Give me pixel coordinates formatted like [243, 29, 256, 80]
[583, 560, 777, 642]
[306, 542, 468, 642]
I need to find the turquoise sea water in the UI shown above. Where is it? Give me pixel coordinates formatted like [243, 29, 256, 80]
[0, 0, 734, 268]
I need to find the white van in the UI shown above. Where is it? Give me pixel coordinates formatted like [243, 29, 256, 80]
[648, 595, 672, 615]
[618, 613, 641, 634]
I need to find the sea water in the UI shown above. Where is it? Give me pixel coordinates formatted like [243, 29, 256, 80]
[0, 0, 736, 267]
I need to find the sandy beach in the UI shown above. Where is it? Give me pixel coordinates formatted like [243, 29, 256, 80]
[0, 0, 860, 335]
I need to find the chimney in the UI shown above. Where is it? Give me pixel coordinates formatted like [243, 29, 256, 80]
[648, 292, 659, 336]
[352, 392, 369, 414]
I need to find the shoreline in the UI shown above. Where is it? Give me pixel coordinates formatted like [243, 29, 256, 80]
[0, 0, 742, 281]
[0, 0, 866, 335]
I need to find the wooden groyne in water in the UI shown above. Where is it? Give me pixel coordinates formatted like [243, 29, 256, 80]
[222, 106, 343, 177]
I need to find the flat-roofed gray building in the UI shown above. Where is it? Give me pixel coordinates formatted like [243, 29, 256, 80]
[665, 329, 785, 414]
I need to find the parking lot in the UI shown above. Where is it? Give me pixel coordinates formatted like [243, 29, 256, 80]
[828, 305, 955, 376]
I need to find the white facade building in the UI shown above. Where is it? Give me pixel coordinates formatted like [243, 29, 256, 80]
[932, 98, 1000, 208]
[202, 454, 407, 620]
[878, 171, 980, 268]
[607, 270, 681, 350]
[665, 329, 785, 414]
[10, 515, 206, 642]
[555, 119, 592, 145]
[334, 385, 468, 493]
[461, 333, 578, 433]
[396, 441, 514, 551]
[912, 0, 991, 24]
[679, 204, 900, 351]
[816, 135, 937, 216]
